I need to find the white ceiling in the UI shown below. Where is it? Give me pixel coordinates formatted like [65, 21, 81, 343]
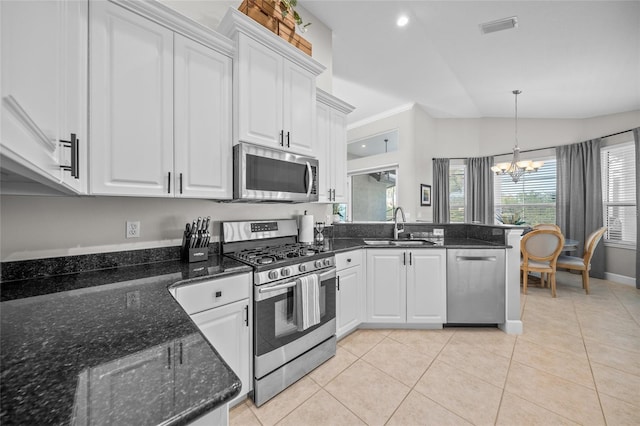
[301, 0, 640, 124]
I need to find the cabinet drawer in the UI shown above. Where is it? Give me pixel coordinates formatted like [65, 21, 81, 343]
[336, 250, 362, 271]
[174, 273, 251, 315]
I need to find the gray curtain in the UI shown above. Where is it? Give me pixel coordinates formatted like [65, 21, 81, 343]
[634, 128, 640, 288]
[556, 139, 604, 278]
[432, 158, 450, 223]
[465, 156, 495, 224]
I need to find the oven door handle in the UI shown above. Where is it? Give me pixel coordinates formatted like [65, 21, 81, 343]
[305, 161, 312, 198]
[258, 281, 297, 294]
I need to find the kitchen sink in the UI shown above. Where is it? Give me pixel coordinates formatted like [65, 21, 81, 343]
[363, 239, 435, 246]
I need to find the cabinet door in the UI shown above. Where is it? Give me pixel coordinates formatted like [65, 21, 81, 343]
[366, 249, 406, 323]
[1, 0, 87, 193]
[236, 35, 283, 148]
[315, 101, 332, 202]
[90, 0, 174, 196]
[331, 110, 348, 203]
[337, 265, 363, 338]
[174, 34, 232, 199]
[407, 249, 447, 324]
[88, 343, 174, 425]
[283, 61, 315, 157]
[191, 299, 250, 406]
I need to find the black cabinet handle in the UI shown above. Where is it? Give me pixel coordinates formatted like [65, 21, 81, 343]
[403, 252, 406, 265]
[167, 346, 171, 369]
[286, 131, 290, 148]
[179, 342, 183, 365]
[280, 130, 284, 146]
[347, 258, 352, 263]
[337, 276, 340, 291]
[215, 291, 222, 298]
[244, 305, 249, 326]
[59, 133, 79, 179]
[409, 252, 413, 266]
[168, 172, 171, 194]
[179, 173, 183, 194]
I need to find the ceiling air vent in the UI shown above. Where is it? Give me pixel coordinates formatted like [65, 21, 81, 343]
[479, 16, 518, 35]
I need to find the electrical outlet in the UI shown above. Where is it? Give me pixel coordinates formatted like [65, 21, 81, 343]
[126, 291, 140, 309]
[126, 221, 140, 238]
[433, 228, 444, 236]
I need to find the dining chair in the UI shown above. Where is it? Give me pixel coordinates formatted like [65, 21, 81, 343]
[533, 223, 561, 232]
[520, 229, 565, 297]
[556, 226, 607, 294]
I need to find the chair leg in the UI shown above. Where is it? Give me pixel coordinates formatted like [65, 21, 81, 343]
[522, 270, 528, 294]
[551, 272, 557, 298]
[582, 270, 590, 294]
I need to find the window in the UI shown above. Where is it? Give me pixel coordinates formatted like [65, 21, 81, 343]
[493, 158, 556, 226]
[601, 142, 636, 246]
[449, 163, 465, 223]
[349, 168, 397, 221]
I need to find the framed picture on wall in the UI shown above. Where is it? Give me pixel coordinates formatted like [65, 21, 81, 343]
[420, 184, 431, 206]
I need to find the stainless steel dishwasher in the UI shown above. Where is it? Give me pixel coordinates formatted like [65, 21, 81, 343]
[447, 249, 506, 324]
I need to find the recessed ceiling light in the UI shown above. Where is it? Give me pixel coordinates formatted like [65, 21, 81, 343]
[397, 15, 409, 27]
[361, 144, 366, 148]
[479, 16, 518, 35]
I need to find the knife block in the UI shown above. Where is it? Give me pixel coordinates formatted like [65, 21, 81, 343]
[182, 247, 209, 263]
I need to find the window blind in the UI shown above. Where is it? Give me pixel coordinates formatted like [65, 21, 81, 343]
[601, 142, 636, 245]
[493, 159, 557, 225]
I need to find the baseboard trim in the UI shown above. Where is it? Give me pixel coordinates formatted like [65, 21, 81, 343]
[499, 320, 523, 335]
[604, 272, 637, 287]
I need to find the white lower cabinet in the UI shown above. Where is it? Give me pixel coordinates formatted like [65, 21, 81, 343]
[335, 250, 365, 338]
[173, 272, 252, 408]
[366, 249, 446, 325]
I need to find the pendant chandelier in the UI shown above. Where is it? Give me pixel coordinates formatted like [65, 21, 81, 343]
[491, 90, 543, 183]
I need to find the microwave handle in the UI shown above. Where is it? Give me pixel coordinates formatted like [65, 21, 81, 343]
[305, 162, 312, 197]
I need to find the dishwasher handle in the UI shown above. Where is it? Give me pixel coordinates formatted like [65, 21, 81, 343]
[456, 256, 497, 262]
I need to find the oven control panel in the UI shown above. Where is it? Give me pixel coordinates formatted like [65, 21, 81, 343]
[251, 222, 278, 232]
[254, 255, 334, 285]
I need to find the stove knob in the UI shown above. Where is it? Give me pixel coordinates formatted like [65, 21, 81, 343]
[323, 258, 332, 267]
[314, 260, 323, 268]
[281, 267, 291, 277]
[268, 270, 279, 280]
[299, 264, 307, 273]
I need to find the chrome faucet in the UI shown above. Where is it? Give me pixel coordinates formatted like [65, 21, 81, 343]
[393, 207, 406, 240]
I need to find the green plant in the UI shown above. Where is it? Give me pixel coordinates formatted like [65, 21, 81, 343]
[279, 0, 311, 31]
[496, 213, 526, 225]
[333, 203, 344, 219]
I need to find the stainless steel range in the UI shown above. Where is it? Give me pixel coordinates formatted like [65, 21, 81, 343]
[221, 219, 336, 407]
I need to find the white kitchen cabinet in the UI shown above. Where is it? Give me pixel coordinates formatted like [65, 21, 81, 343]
[1, 0, 87, 194]
[235, 34, 315, 156]
[218, 9, 325, 158]
[174, 34, 233, 199]
[366, 248, 446, 325]
[90, 1, 233, 199]
[316, 90, 354, 203]
[336, 250, 365, 338]
[173, 272, 252, 407]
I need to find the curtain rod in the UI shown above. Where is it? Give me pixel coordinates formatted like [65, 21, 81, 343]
[432, 128, 635, 160]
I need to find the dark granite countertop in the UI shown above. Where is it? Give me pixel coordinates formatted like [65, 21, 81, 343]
[329, 237, 508, 253]
[0, 255, 252, 426]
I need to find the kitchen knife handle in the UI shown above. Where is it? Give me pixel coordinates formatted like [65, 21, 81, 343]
[286, 131, 290, 148]
[167, 172, 171, 194]
[179, 173, 183, 194]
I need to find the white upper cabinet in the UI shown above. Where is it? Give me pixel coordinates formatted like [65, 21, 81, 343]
[1, 0, 87, 194]
[174, 34, 233, 199]
[316, 90, 354, 203]
[90, 1, 233, 199]
[90, 0, 174, 196]
[218, 9, 325, 158]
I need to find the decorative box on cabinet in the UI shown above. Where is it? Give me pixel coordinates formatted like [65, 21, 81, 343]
[1, 0, 87, 195]
[316, 90, 354, 203]
[89, 0, 233, 198]
[366, 248, 446, 325]
[335, 250, 365, 339]
[218, 8, 325, 158]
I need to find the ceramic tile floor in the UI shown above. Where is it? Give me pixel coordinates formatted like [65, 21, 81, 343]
[230, 271, 640, 425]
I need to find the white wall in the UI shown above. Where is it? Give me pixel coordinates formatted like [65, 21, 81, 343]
[0, 196, 331, 261]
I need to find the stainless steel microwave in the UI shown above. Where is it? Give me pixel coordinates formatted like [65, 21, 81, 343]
[233, 142, 319, 202]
